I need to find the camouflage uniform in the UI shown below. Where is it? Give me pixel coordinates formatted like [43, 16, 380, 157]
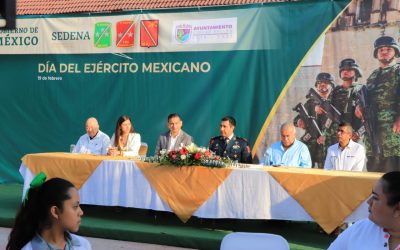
[364, 63, 400, 172]
[293, 72, 334, 168]
[294, 97, 332, 168]
[362, 36, 400, 172]
[324, 58, 364, 149]
[324, 83, 363, 147]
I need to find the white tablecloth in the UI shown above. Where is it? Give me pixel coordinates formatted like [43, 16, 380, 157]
[19, 161, 368, 222]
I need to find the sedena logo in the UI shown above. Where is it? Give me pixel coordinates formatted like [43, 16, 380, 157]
[94, 22, 112, 48]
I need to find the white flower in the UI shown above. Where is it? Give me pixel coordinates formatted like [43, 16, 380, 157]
[160, 149, 167, 155]
[199, 147, 206, 153]
[187, 143, 198, 153]
[181, 154, 187, 160]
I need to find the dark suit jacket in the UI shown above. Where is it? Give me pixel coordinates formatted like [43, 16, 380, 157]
[154, 130, 193, 155]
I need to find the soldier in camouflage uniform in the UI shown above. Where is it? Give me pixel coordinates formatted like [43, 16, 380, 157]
[355, 36, 400, 172]
[323, 58, 363, 149]
[294, 72, 334, 168]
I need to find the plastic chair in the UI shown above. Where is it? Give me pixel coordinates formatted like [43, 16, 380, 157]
[138, 142, 148, 156]
[220, 232, 290, 250]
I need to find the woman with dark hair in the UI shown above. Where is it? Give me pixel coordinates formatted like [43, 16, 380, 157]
[107, 115, 141, 157]
[7, 173, 91, 250]
[328, 171, 400, 249]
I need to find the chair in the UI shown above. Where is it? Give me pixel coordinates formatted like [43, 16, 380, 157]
[138, 142, 148, 156]
[220, 232, 289, 250]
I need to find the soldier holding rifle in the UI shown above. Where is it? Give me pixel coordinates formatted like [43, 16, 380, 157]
[293, 72, 334, 168]
[323, 58, 363, 149]
[355, 36, 400, 172]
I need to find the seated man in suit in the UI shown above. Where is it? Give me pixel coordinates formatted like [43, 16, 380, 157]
[154, 113, 193, 155]
[209, 116, 252, 163]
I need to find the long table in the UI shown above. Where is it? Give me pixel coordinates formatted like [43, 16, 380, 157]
[19, 153, 382, 234]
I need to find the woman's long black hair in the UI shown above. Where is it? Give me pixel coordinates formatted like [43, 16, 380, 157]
[6, 178, 74, 250]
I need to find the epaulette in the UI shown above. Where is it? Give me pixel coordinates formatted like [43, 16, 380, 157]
[236, 136, 248, 142]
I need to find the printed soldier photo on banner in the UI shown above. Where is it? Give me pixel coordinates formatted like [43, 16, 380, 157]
[255, 0, 400, 173]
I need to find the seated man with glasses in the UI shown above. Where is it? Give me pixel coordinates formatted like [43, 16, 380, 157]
[324, 122, 366, 171]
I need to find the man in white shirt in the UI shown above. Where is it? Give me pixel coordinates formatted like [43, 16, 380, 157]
[324, 122, 366, 171]
[73, 117, 110, 155]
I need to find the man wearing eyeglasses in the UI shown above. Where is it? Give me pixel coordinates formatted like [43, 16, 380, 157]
[324, 122, 365, 171]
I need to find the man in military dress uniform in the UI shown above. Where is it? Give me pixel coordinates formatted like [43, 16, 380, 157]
[355, 36, 400, 172]
[209, 116, 252, 163]
[294, 72, 334, 168]
[323, 58, 363, 148]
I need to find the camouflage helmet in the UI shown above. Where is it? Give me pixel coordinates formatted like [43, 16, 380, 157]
[373, 36, 400, 58]
[315, 72, 335, 88]
[339, 58, 362, 79]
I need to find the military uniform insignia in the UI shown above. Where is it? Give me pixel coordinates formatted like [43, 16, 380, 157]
[209, 135, 252, 163]
[232, 144, 240, 149]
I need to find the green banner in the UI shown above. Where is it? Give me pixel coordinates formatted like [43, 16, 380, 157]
[0, 0, 349, 183]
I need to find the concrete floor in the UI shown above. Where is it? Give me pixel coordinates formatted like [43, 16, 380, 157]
[0, 227, 196, 250]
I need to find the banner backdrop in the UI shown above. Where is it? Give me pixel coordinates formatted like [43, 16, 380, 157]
[0, 0, 349, 183]
[256, 0, 400, 172]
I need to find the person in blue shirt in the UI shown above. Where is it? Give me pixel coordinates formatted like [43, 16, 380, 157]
[263, 122, 312, 168]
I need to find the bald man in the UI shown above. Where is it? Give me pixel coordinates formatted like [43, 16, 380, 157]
[73, 117, 110, 155]
[263, 122, 312, 168]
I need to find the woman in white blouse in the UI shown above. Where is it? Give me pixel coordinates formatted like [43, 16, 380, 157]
[328, 171, 400, 250]
[107, 115, 141, 157]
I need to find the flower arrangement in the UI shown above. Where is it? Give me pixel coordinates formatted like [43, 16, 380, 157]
[146, 144, 231, 168]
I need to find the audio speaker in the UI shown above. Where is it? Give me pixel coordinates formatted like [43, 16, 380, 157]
[0, 0, 16, 29]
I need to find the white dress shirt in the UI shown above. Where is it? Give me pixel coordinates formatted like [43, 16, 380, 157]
[324, 139, 366, 171]
[73, 130, 110, 155]
[168, 131, 181, 151]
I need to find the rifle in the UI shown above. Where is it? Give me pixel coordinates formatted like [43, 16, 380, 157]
[306, 88, 342, 124]
[293, 103, 323, 141]
[357, 85, 382, 155]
